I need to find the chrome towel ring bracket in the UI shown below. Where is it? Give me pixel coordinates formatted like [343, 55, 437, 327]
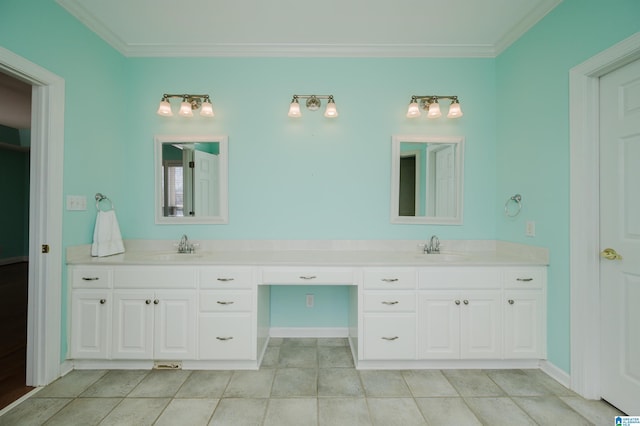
[504, 194, 522, 217]
[95, 193, 114, 211]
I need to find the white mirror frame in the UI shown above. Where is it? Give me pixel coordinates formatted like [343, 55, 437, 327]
[390, 134, 464, 225]
[154, 134, 229, 224]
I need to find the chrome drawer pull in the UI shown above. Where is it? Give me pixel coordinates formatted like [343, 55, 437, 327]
[299, 276, 317, 280]
[381, 336, 399, 341]
[382, 301, 399, 305]
[82, 277, 99, 281]
[381, 278, 399, 282]
[217, 301, 234, 305]
[216, 336, 234, 341]
[516, 278, 533, 282]
[217, 278, 235, 282]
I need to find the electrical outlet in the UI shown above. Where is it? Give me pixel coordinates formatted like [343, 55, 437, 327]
[526, 221, 536, 237]
[306, 294, 314, 308]
[66, 195, 87, 211]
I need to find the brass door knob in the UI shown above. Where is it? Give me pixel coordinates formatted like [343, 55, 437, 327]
[600, 248, 623, 260]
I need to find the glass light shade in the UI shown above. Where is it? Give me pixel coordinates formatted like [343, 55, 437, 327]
[156, 100, 173, 116]
[288, 101, 301, 118]
[200, 100, 214, 117]
[179, 101, 193, 117]
[324, 101, 338, 118]
[447, 101, 463, 118]
[406, 101, 421, 118]
[427, 101, 442, 118]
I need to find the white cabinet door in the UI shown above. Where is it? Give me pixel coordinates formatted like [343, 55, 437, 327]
[199, 313, 253, 360]
[70, 290, 110, 359]
[418, 292, 460, 359]
[362, 314, 416, 360]
[112, 291, 154, 359]
[504, 290, 543, 359]
[460, 291, 502, 359]
[154, 290, 197, 359]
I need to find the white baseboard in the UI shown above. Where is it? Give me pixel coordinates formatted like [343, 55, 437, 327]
[540, 359, 572, 389]
[269, 327, 349, 338]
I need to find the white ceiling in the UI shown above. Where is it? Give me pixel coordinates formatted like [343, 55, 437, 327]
[57, 0, 562, 57]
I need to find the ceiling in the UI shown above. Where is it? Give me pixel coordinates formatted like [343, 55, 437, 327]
[56, 0, 562, 58]
[0, 72, 31, 129]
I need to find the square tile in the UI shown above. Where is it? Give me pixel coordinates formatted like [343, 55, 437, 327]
[560, 396, 626, 425]
[272, 368, 317, 397]
[128, 370, 191, 398]
[223, 369, 275, 398]
[263, 398, 318, 426]
[513, 396, 592, 425]
[415, 397, 481, 425]
[317, 338, 348, 347]
[523, 369, 577, 396]
[208, 398, 268, 426]
[80, 370, 148, 398]
[464, 397, 536, 425]
[34, 370, 107, 398]
[0, 397, 72, 426]
[281, 338, 318, 347]
[366, 397, 426, 426]
[261, 346, 280, 368]
[318, 398, 371, 426]
[278, 345, 318, 367]
[99, 397, 170, 426]
[154, 398, 218, 426]
[318, 346, 354, 368]
[442, 369, 505, 397]
[176, 371, 231, 398]
[318, 368, 364, 397]
[44, 397, 121, 426]
[402, 370, 459, 397]
[486, 369, 552, 396]
[360, 370, 411, 397]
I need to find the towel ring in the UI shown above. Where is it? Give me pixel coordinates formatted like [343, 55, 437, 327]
[504, 194, 522, 217]
[95, 193, 114, 211]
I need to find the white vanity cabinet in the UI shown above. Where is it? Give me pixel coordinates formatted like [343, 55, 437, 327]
[502, 267, 546, 359]
[69, 267, 113, 359]
[418, 267, 502, 359]
[198, 267, 256, 360]
[361, 268, 417, 360]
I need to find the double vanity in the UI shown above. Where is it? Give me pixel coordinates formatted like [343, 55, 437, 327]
[67, 240, 548, 371]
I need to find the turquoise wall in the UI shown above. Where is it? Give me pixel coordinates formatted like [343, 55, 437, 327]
[495, 0, 640, 373]
[1, 0, 638, 372]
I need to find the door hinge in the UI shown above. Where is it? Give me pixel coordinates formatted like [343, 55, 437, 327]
[41, 244, 50, 254]
[189, 161, 195, 168]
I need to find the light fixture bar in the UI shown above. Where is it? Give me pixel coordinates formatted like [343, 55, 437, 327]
[288, 94, 338, 118]
[157, 93, 214, 118]
[406, 95, 463, 119]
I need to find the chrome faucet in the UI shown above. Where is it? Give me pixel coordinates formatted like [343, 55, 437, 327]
[425, 235, 440, 254]
[177, 234, 194, 254]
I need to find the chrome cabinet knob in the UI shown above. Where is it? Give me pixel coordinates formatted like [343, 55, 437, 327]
[99, 299, 106, 304]
[455, 300, 461, 305]
[508, 299, 515, 305]
[145, 299, 151, 305]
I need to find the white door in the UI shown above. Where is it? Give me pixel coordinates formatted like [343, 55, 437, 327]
[460, 290, 502, 359]
[599, 57, 640, 415]
[112, 291, 154, 359]
[418, 292, 460, 359]
[504, 290, 543, 359]
[433, 145, 456, 217]
[70, 290, 110, 359]
[193, 149, 219, 216]
[154, 290, 197, 360]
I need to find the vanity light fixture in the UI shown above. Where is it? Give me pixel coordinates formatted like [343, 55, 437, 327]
[406, 95, 463, 119]
[156, 93, 215, 118]
[288, 95, 338, 118]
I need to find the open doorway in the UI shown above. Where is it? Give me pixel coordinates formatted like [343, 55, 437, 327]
[0, 72, 33, 408]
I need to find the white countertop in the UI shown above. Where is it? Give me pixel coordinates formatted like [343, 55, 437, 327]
[67, 240, 548, 267]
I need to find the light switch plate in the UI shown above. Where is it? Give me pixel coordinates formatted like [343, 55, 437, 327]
[526, 221, 536, 237]
[66, 195, 87, 211]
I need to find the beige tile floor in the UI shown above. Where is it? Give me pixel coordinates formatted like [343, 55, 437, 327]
[0, 338, 624, 425]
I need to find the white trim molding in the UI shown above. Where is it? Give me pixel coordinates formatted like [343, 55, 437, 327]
[0, 47, 65, 386]
[569, 32, 640, 399]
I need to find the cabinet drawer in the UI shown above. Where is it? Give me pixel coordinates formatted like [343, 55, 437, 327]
[71, 267, 112, 288]
[114, 266, 196, 288]
[363, 268, 416, 290]
[363, 292, 416, 312]
[419, 267, 500, 289]
[199, 314, 253, 360]
[199, 267, 255, 289]
[261, 267, 355, 285]
[503, 267, 545, 289]
[200, 291, 252, 312]
[362, 314, 416, 360]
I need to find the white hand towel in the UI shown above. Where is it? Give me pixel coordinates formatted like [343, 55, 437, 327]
[91, 209, 125, 257]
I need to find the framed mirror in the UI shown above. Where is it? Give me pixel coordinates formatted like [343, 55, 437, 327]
[390, 135, 464, 224]
[155, 134, 228, 224]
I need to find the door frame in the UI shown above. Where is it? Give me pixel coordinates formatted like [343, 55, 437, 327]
[0, 47, 65, 386]
[569, 32, 640, 399]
